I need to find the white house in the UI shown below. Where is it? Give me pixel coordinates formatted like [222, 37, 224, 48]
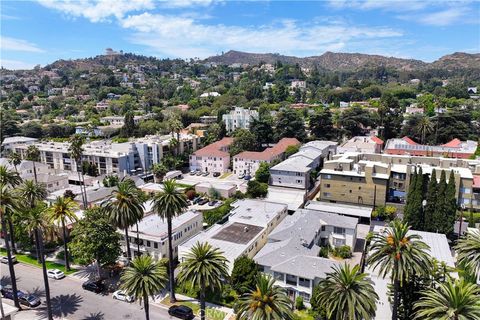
[189, 137, 234, 173]
[222, 107, 259, 133]
[290, 79, 306, 89]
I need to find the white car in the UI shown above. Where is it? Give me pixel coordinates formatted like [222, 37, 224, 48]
[47, 269, 65, 280]
[0, 255, 17, 264]
[112, 290, 134, 303]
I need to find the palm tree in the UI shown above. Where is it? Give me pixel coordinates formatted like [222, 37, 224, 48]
[236, 274, 294, 320]
[26, 145, 40, 183]
[368, 220, 432, 320]
[69, 134, 87, 208]
[177, 242, 229, 320]
[151, 163, 168, 183]
[168, 115, 183, 155]
[120, 255, 168, 320]
[151, 179, 188, 303]
[7, 152, 21, 173]
[48, 196, 79, 271]
[0, 165, 22, 187]
[0, 184, 21, 308]
[313, 264, 378, 320]
[455, 229, 480, 280]
[415, 115, 434, 144]
[21, 203, 53, 320]
[414, 278, 480, 320]
[104, 179, 144, 260]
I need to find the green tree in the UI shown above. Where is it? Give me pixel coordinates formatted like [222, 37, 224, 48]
[310, 108, 336, 140]
[69, 134, 87, 208]
[231, 256, 258, 294]
[26, 145, 40, 183]
[178, 242, 229, 320]
[434, 170, 448, 233]
[104, 179, 144, 260]
[415, 115, 434, 144]
[338, 106, 374, 137]
[69, 207, 122, 278]
[0, 165, 22, 188]
[255, 162, 270, 183]
[102, 175, 119, 187]
[414, 279, 480, 320]
[250, 115, 274, 147]
[275, 108, 306, 141]
[443, 171, 457, 236]
[48, 196, 79, 271]
[120, 255, 168, 320]
[368, 220, 432, 320]
[151, 179, 189, 303]
[121, 111, 137, 138]
[208, 187, 221, 200]
[230, 129, 258, 155]
[379, 93, 403, 140]
[7, 152, 22, 173]
[403, 168, 425, 230]
[236, 274, 294, 320]
[455, 229, 480, 280]
[285, 145, 299, 158]
[151, 163, 168, 183]
[314, 264, 378, 320]
[246, 180, 268, 198]
[423, 170, 437, 232]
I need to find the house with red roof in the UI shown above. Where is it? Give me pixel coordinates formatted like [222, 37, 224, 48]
[384, 137, 478, 159]
[189, 137, 234, 173]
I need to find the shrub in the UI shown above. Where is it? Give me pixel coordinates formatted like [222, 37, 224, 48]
[319, 245, 330, 258]
[295, 296, 304, 310]
[372, 205, 397, 221]
[185, 189, 196, 200]
[333, 245, 352, 259]
[203, 199, 234, 226]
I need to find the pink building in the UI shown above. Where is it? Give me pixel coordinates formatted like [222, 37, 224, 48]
[189, 137, 234, 173]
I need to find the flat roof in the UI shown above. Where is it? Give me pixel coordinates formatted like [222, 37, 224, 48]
[305, 201, 372, 219]
[212, 222, 263, 244]
[265, 186, 305, 211]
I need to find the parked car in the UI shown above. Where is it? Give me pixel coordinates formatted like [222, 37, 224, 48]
[192, 197, 202, 204]
[82, 280, 104, 293]
[168, 305, 195, 320]
[1, 288, 41, 308]
[198, 199, 209, 205]
[202, 172, 209, 177]
[0, 255, 17, 264]
[112, 290, 134, 302]
[208, 200, 217, 206]
[244, 175, 251, 181]
[238, 173, 245, 179]
[47, 269, 65, 280]
[0, 286, 14, 298]
[195, 171, 203, 176]
[213, 172, 221, 177]
[189, 170, 196, 176]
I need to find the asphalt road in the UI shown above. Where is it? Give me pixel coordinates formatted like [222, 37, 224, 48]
[0, 262, 175, 320]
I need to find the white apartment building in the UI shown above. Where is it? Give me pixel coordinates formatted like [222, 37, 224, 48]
[290, 79, 306, 89]
[120, 204, 203, 260]
[1, 136, 38, 153]
[179, 199, 288, 272]
[101, 114, 151, 126]
[189, 137, 233, 173]
[222, 107, 259, 133]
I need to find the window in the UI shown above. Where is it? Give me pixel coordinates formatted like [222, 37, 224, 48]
[298, 277, 310, 288]
[153, 242, 158, 249]
[298, 291, 311, 302]
[334, 227, 345, 235]
[323, 192, 331, 198]
[273, 272, 284, 281]
[324, 184, 330, 188]
[321, 225, 326, 231]
[324, 174, 331, 180]
[334, 238, 345, 246]
[286, 274, 297, 286]
[146, 241, 151, 247]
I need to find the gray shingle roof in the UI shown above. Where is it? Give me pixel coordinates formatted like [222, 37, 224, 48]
[271, 255, 340, 280]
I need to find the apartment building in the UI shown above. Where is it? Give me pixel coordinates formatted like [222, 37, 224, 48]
[318, 152, 479, 210]
[254, 208, 358, 304]
[178, 199, 288, 272]
[338, 136, 383, 154]
[121, 205, 203, 259]
[270, 141, 337, 190]
[189, 137, 234, 173]
[101, 114, 151, 126]
[384, 137, 478, 159]
[233, 138, 300, 177]
[12, 133, 200, 175]
[1, 136, 38, 153]
[222, 107, 259, 133]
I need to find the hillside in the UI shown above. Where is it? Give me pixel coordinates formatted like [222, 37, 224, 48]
[204, 50, 480, 71]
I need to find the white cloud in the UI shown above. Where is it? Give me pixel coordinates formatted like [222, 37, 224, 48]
[37, 0, 155, 22]
[417, 7, 468, 26]
[120, 13, 402, 58]
[160, 0, 223, 8]
[1, 36, 44, 53]
[0, 59, 37, 70]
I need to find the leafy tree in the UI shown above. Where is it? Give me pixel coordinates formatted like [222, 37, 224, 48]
[120, 111, 136, 138]
[403, 168, 425, 230]
[69, 207, 122, 278]
[151, 179, 189, 303]
[246, 180, 268, 198]
[21, 122, 43, 138]
[285, 144, 299, 158]
[231, 256, 258, 294]
[443, 171, 457, 236]
[414, 279, 480, 320]
[103, 175, 119, 187]
[314, 264, 378, 320]
[151, 163, 168, 183]
[120, 255, 168, 320]
[275, 108, 306, 141]
[379, 92, 403, 140]
[455, 229, 480, 280]
[310, 108, 336, 140]
[339, 106, 374, 137]
[368, 220, 432, 320]
[208, 187, 221, 200]
[255, 162, 270, 183]
[250, 115, 274, 147]
[0, 110, 21, 143]
[236, 274, 294, 320]
[48, 196, 79, 271]
[82, 161, 99, 177]
[178, 242, 229, 320]
[433, 170, 448, 233]
[230, 128, 258, 155]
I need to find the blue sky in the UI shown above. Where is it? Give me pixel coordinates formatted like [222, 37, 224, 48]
[1, 0, 479, 69]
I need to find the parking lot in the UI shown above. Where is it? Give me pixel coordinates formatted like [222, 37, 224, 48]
[181, 171, 249, 193]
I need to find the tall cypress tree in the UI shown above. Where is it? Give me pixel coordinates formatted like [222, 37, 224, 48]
[434, 170, 448, 233]
[410, 167, 425, 230]
[403, 168, 417, 225]
[444, 171, 457, 236]
[424, 170, 437, 232]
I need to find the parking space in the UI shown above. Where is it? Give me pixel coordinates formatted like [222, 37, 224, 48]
[181, 172, 249, 192]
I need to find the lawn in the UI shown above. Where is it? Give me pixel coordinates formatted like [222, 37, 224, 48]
[160, 296, 226, 320]
[0, 248, 78, 275]
[294, 309, 316, 320]
[219, 172, 232, 179]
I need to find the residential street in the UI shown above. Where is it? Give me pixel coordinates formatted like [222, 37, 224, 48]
[0, 263, 175, 320]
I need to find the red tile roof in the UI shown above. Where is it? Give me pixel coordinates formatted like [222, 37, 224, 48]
[371, 136, 384, 145]
[234, 138, 300, 161]
[193, 137, 234, 157]
[442, 138, 462, 148]
[473, 176, 480, 189]
[402, 136, 418, 145]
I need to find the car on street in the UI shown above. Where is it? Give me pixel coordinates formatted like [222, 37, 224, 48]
[189, 170, 196, 175]
[202, 171, 209, 176]
[112, 290, 134, 302]
[82, 280, 104, 293]
[47, 269, 65, 280]
[238, 173, 245, 179]
[244, 175, 251, 180]
[168, 305, 195, 320]
[1, 287, 41, 308]
[213, 172, 221, 177]
[195, 171, 203, 176]
[192, 197, 202, 204]
[198, 199, 209, 205]
[0, 255, 17, 264]
[208, 200, 217, 206]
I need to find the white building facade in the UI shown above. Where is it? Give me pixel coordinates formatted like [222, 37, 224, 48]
[222, 107, 259, 133]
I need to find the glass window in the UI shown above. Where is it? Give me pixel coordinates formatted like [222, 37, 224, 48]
[298, 277, 310, 288]
[153, 242, 158, 249]
[273, 272, 284, 281]
[334, 227, 345, 235]
[286, 274, 297, 286]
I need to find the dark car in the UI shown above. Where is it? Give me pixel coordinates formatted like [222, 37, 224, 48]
[192, 197, 202, 204]
[1, 288, 41, 308]
[208, 200, 217, 206]
[244, 175, 251, 180]
[213, 172, 221, 177]
[82, 280, 104, 293]
[168, 305, 195, 320]
[198, 199, 209, 205]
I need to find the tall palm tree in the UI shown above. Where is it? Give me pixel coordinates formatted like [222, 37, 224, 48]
[0, 165, 22, 187]
[26, 145, 40, 183]
[236, 274, 294, 320]
[48, 196, 79, 271]
[21, 203, 53, 320]
[177, 242, 229, 320]
[7, 152, 21, 173]
[168, 116, 183, 155]
[104, 179, 144, 260]
[69, 134, 87, 208]
[151, 163, 168, 183]
[415, 115, 434, 144]
[414, 278, 480, 320]
[120, 255, 168, 320]
[367, 219, 432, 320]
[0, 184, 21, 308]
[313, 264, 378, 320]
[455, 229, 480, 280]
[151, 179, 188, 303]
